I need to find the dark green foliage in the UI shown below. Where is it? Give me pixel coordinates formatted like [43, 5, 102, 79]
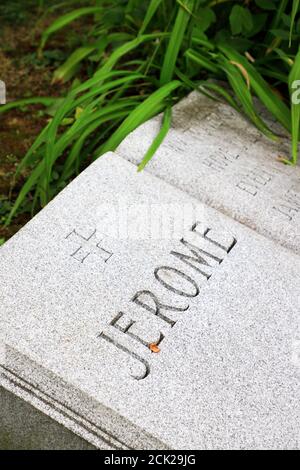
[1, 0, 300, 223]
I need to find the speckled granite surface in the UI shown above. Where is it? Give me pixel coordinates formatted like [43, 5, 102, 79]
[117, 92, 300, 254]
[0, 153, 299, 449]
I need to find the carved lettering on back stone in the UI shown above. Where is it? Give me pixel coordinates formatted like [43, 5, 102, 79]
[273, 184, 300, 221]
[202, 151, 240, 172]
[236, 168, 274, 196]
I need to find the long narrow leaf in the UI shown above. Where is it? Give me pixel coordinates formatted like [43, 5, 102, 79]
[139, 0, 163, 35]
[95, 33, 168, 77]
[61, 109, 133, 181]
[219, 57, 277, 140]
[289, 0, 300, 46]
[138, 106, 172, 171]
[0, 97, 56, 114]
[175, 68, 240, 111]
[40, 7, 103, 51]
[95, 80, 181, 156]
[7, 161, 45, 224]
[160, 0, 195, 85]
[288, 47, 300, 164]
[218, 44, 291, 131]
[53, 43, 104, 84]
[185, 48, 220, 74]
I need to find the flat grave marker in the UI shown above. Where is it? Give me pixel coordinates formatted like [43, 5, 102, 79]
[0, 153, 299, 449]
[117, 92, 300, 254]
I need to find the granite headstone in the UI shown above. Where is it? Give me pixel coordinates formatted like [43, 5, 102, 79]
[117, 92, 300, 254]
[0, 153, 299, 449]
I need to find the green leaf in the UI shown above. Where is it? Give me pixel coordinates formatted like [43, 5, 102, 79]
[175, 67, 240, 111]
[160, 0, 195, 86]
[0, 97, 56, 114]
[195, 7, 216, 32]
[61, 107, 136, 181]
[16, 123, 51, 176]
[218, 44, 291, 132]
[185, 48, 220, 74]
[139, 0, 163, 35]
[96, 81, 181, 156]
[95, 33, 167, 77]
[53, 38, 107, 84]
[281, 13, 292, 27]
[138, 106, 172, 171]
[288, 47, 300, 164]
[218, 57, 276, 140]
[290, 0, 300, 46]
[270, 29, 295, 40]
[247, 13, 268, 37]
[7, 161, 45, 224]
[40, 7, 103, 52]
[230, 6, 253, 36]
[255, 0, 276, 10]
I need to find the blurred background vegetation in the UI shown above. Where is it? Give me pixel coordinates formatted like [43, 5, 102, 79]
[0, 0, 299, 244]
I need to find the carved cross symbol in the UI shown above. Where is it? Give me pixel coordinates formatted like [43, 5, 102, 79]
[65, 228, 113, 264]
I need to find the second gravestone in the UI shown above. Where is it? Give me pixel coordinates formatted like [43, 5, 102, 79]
[0, 153, 299, 449]
[117, 92, 300, 254]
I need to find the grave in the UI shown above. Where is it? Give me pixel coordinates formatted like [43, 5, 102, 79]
[117, 92, 300, 254]
[0, 153, 299, 449]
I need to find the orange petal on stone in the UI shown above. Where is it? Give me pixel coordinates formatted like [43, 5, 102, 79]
[149, 343, 160, 353]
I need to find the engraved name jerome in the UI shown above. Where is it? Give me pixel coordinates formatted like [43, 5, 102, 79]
[99, 222, 237, 380]
[66, 228, 113, 264]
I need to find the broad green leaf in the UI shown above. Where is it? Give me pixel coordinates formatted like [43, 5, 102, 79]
[230, 5, 253, 35]
[270, 29, 295, 40]
[255, 0, 276, 10]
[195, 7, 216, 32]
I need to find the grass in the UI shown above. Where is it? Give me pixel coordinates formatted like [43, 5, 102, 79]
[0, 0, 300, 228]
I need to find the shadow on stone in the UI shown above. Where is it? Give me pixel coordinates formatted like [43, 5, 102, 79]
[0, 386, 95, 450]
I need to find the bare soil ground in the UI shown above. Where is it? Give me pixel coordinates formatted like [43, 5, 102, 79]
[0, 14, 71, 241]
